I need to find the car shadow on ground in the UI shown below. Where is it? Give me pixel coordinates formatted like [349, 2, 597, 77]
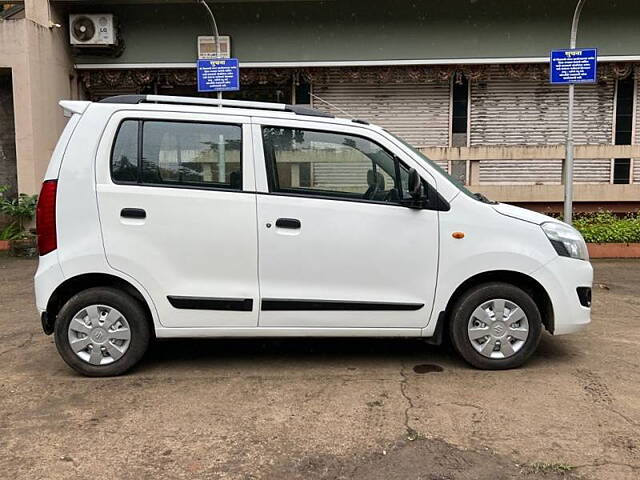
[135, 337, 457, 373]
[131, 333, 577, 375]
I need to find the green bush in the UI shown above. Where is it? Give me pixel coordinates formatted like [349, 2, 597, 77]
[0, 223, 21, 241]
[573, 211, 640, 244]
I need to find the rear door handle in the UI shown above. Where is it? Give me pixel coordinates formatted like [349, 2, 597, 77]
[120, 208, 146, 219]
[275, 218, 301, 229]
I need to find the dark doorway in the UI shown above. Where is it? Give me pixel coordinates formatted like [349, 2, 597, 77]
[450, 74, 469, 184]
[0, 68, 18, 200]
[613, 74, 635, 184]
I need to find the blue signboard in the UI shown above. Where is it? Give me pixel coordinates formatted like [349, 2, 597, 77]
[197, 58, 239, 92]
[550, 48, 597, 84]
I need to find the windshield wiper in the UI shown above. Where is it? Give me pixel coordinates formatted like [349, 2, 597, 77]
[473, 192, 497, 204]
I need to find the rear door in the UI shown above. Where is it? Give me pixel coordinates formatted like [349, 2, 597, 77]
[252, 118, 440, 329]
[96, 110, 259, 328]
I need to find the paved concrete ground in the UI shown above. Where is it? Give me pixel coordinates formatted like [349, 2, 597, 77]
[0, 255, 639, 479]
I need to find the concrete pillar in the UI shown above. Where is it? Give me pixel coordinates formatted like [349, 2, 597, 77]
[0, 3, 73, 194]
[24, 0, 50, 27]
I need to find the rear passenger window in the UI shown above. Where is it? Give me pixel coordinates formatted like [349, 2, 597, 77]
[142, 121, 242, 188]
[110, 120, 242, 190]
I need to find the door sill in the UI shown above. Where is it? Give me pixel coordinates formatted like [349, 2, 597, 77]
[155, 326, 423, 338]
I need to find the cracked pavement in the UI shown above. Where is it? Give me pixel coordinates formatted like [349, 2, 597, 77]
[0, 255, 639, 479]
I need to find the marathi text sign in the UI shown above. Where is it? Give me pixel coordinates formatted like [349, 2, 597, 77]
[550, 48, 597, 84]
[197, 58, 240, 92]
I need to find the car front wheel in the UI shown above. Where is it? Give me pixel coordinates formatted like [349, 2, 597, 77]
[449, 282, 543, 370]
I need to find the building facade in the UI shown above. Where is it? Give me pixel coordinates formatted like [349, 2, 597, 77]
[1, 0, 640, 211]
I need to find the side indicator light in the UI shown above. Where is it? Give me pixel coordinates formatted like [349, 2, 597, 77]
[452, 232, 465, 239]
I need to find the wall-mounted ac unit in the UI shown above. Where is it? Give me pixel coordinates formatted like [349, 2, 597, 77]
[69, 14, 116, 46]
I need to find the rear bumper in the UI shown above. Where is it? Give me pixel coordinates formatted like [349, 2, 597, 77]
[34, 251, 64, 316]
[531, 256, 593, 335]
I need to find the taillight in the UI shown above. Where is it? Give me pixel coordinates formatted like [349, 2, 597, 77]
[36, 180, 57, 255]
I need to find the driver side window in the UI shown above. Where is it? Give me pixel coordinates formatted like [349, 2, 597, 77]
[262, 126, 408, 204]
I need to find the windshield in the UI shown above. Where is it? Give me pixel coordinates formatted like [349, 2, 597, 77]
[385, 130, 495, 203]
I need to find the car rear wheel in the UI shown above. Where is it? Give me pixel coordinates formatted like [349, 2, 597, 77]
[449, 282, 542, 370]
[54, 287, 151, 376]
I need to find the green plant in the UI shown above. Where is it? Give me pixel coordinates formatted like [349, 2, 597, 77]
[0, 222, 20, 241]
[0, 185, 38, 238]
[573, 211, 640, 244]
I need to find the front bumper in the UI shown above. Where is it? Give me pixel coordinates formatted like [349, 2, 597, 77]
[531, 256, 593, 335]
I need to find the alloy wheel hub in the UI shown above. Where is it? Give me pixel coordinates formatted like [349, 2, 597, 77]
[67, 305, 131, 366]
[467, 298, 529, 359]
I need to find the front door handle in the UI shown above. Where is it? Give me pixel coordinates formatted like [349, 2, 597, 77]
[121, 208, 146, 219]
[275, 218, 301, 229]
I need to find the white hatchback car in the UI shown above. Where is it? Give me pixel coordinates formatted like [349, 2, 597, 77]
[35, 95, 592, 376]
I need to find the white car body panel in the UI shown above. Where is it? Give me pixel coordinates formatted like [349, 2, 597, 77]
[55, 106, 114, 281]
[425, 194, 563, 336]
[94, 111, 260, 328]
[34, 251, 65, 312]
[256, 195, 438, 328]
[43, 113, 81, 181]
[251, 117, 439, 328]
[530, 256, 592, 335]
[34, 97, 592, 346]
[492, 202, 556, 225]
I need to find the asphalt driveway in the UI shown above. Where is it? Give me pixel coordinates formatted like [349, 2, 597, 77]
[0, 255, 638, 479]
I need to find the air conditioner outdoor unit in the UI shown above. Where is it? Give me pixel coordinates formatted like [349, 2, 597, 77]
[69, 14, 116, 46]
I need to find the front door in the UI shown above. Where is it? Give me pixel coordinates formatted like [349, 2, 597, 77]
[253, 120, 439, 328]
[96, 111, 259, 328]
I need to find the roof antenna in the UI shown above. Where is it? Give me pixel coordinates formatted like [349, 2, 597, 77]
[310, 92, 352, 117]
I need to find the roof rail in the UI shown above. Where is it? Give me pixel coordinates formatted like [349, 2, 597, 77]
[98, 94, 334, 118]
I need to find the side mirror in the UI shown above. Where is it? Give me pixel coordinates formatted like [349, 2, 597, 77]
[402, 168, 427, 209]
[408, 168, 424, 200]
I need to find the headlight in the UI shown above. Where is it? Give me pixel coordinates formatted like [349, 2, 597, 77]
[541, 222, 589, 261]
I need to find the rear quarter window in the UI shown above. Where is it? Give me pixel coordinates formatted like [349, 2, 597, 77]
[111, 120, 138, 182]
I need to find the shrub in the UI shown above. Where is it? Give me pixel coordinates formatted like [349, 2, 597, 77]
[0, 185, 38, 239]
[573, 211, 640, 243]
[0, 223, 21, 241]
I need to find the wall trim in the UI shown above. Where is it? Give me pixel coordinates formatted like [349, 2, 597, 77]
[74, 55, 640, 70]
[472, 184, 640, 203]
[420, 144, 640, 161]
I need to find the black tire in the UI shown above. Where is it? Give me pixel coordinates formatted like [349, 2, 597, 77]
[54, 287, 151, 377]
[449, 282, 542, 370]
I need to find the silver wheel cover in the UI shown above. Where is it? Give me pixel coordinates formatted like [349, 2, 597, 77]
[467, 299, 529, 359]
[67, 305, 131, 366]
